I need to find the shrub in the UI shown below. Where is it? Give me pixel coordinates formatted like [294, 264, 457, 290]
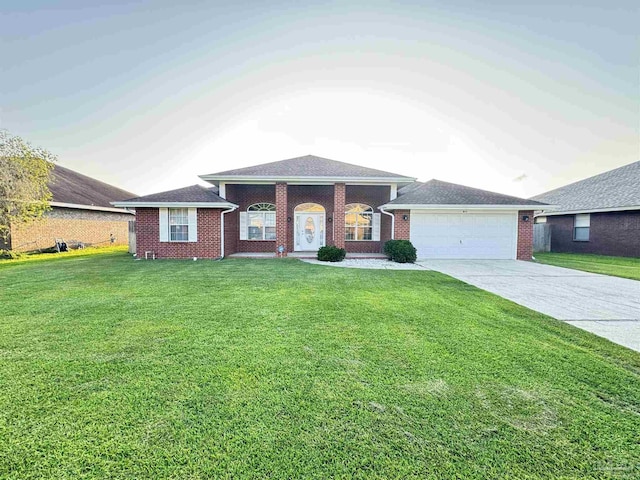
[0, 249, 24, 260]
[317, 245, 346, 262]
[383, 240, 395, 259]
[383, 240, 417, 263]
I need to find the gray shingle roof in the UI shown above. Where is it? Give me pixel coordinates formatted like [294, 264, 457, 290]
[531, 161, 640, 213]
[397, 181, 424, 196]
[50, 164, 136, 208]
[117, 185, 227, 204]
[201, 154, 414, 179]
[388, 179, 547, 206]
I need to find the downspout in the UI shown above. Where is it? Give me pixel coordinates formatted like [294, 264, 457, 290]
[220, 206, 237, 259]
[380, 207, 395, 240]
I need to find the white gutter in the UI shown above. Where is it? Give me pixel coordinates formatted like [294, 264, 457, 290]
[111, 201, 237, 208]
[536, 205, 640, 216]
[220, 206, 237, 258]
[199, 175, 416, 185]
[379, 203, 549, 210]
[51, 201, 134, 214]
[379, 207, 395, 240]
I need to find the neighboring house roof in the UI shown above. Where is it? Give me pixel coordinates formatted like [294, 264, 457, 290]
[199, 154, 416, 184]
[49, 164, 136, 214]
[382, 179, 547, 210]
[112, 185, 237, 208]
[531, 161, 640, 215]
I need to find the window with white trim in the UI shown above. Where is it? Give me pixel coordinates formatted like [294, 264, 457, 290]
[573, 214, 590, 241]
[169, 208, 189, 241]
[247, 203, 276, 240]
[345, 203, 373, 241]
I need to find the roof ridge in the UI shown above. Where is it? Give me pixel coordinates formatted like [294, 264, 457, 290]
[388, 178, 546, 206]
[200, 154, 415, 179]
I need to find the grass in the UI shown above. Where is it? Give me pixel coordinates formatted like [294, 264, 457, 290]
[0, 245, 128, 267]
[535, 252, 640, 281]
[1, 252, 639, 479]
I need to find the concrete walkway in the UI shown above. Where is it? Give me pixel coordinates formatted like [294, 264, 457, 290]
[418, 260, 640, 352]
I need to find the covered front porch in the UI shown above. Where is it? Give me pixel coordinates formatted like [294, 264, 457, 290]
[223, 182, 393, 257]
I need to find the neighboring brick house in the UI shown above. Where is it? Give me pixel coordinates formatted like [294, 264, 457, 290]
[113, 155, 544, 260]
[5, 165, 135, 252]
[532, 161, 639, 258]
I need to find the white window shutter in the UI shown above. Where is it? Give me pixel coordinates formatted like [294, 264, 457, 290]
[188, 208, 198, 242]
[159, 208, 169, 242]
[239, 212, 248, 240]
[372, 213, 381, 241]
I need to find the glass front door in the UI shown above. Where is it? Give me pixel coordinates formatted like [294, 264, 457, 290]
[295, 213, 325, 251]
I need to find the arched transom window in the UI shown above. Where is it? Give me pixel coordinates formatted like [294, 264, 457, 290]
[294, 203, 325, 212]
[345, 203, 373, 241]
[247, 203, 276, 240]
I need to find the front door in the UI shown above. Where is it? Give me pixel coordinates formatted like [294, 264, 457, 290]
[294, 213, 325, 251]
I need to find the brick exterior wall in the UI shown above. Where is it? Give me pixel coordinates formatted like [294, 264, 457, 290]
[547, 211, 640, 257]
[135, 208, 222, 259]
[10, 207, 131, 252]
[286, 185, 336, 249]
[222, 183, 392, 254]
[224, 184, 276, 253]
[394, 210, 411, 240]
[333, 183, 346, 249]
[516, 210, 534, 260]
[344, 185, 392, 253]
[275, 183, 288, 255]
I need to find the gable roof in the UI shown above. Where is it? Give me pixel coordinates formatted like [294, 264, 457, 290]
[383, 179, 547, 209]
[200, 155, 415, 184]
[112, 185, 236, 208]
[531, 161, 640, 215]
[49, 164, 136, 213]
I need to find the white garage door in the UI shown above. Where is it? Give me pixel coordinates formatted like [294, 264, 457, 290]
[410, 212, 517, 259]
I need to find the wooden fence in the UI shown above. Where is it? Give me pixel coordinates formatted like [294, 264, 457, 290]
[128, 221, 136, 254]
[533, 223, 551, 253]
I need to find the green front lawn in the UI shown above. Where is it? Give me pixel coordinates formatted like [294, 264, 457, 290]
[1, 253, 639, 478]
[535, 252, 640, 281]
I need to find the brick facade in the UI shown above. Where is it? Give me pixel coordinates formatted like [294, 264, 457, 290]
[135, 207, 222, 259]
[286, 185, 336, 249]
[224, 184, 276, 253]
[516, 210, 534, 261]
[393, 210, 411, 240]
[223, 183, 392, 254]
[344, 185, 392, 253]
[546, 210, 640, 258]
[10, 207, 131, 252]
[131, 185, 538, 260]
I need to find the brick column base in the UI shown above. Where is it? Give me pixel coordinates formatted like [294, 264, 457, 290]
[517, 210, 534, 260]
[394, 210, 410, 240]
[333, 183, 346, 248]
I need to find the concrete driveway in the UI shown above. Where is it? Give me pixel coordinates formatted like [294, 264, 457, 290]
[418, 260, 640, 352]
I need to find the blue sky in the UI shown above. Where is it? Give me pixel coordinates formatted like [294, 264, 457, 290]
[2, 1, 638, 196]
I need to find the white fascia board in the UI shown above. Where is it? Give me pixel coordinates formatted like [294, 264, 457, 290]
[51, 202, 134, 214]
[379, 203, 547, 211]
[110, 201, 238, 208]
[198, 175, 416, 184]
[536, 205, 640, 216]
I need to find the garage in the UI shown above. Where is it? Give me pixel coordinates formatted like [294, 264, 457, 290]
[410, 211, 517, 259]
